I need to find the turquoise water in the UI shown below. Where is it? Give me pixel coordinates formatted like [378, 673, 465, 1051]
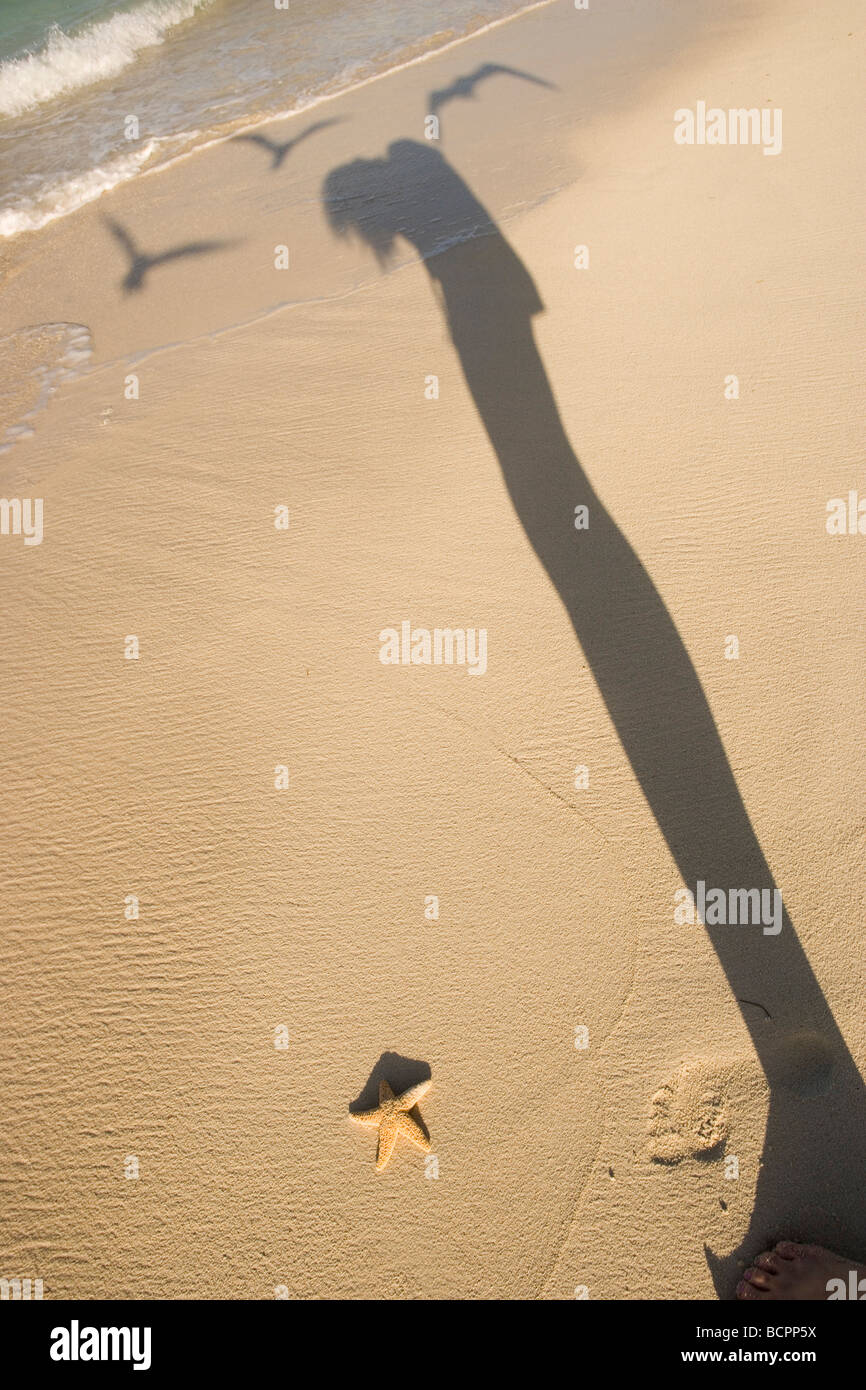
[0, 1, 124, 63]
[0, 0, 535, 239]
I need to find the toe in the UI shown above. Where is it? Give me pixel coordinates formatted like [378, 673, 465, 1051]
[774, 1241, 806, 1260]
[755, 1251, 780, 1273]
[737, 1278, 769, 1300]
[742, 1266, 773, 1290]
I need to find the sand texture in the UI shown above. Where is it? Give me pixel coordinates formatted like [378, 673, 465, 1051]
[1, 0, 864, 1299]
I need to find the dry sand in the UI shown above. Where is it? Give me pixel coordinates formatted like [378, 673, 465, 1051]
[1, 0, 864, 1299]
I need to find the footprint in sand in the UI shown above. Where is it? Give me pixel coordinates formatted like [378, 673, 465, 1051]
[646, 1059, 729, 1164]
[645, 1031, 836, 1165]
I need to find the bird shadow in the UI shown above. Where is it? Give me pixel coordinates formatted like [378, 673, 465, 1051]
[349, 1050, 432, 1127]
[428, 62, 556, 118]
[103, 216, 239, 294]
[232, 117, 342, 170]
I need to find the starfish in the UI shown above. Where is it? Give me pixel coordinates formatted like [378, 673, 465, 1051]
[350, 1078, 432, 1172]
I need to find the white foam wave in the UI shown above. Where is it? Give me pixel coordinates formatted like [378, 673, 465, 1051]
[0, 142, 160, 238]
[0, 323, 93, 458]
[0, 0, 555, 242]
[0, 0, 213, 117]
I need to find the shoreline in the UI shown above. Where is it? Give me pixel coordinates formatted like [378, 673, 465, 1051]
[0, 0, 768, 368]
[0, 0, 558, 245]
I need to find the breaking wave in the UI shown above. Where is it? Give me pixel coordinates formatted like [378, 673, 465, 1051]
[0, 0, 213, 117]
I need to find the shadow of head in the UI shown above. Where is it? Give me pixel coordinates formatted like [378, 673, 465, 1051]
[322, 139, 495, 266]
[348, 1051, 432, 1115]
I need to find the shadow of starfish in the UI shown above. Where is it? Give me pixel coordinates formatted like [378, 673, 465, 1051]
[349, 1051, 431, 1114]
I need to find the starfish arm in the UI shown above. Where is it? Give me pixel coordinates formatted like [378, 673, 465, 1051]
[397, 1111, 431, 1153]
[349, 1107, 383, 1127]
[378, 1079, 395, 1106]
[375, 1118, 398, 1172]
[396, 1079, 431, 1110]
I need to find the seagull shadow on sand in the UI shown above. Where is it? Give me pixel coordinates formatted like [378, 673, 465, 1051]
[322, 138, 866, 1297]
[232, 117, 342, 170]
[428, 63, 556, 118]
[104, 216, 237, 294]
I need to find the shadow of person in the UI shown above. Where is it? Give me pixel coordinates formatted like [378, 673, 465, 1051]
[104, 217, 236, 294]
[323, 140, 866, 1296]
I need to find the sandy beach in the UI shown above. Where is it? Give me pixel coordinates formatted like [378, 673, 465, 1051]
[1, 0, 864, 1300]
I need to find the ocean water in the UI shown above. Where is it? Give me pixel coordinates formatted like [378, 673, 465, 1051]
[0, 0, 536, 240]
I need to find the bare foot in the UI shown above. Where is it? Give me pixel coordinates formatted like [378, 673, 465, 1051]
[737, 1242, 866, 1300]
